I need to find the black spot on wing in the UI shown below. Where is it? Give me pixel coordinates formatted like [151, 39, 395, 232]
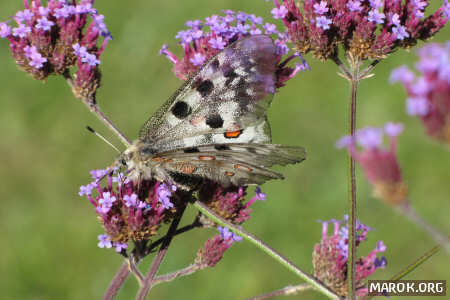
[214, 144, 231, 151]
[205, 114, 224, 129]
[195, 79, 214, 97]
[183, 147, 200, 153]
[224, 69, 238, 86]
[211, 58, 220, 70]
[171, 101, 191, 119]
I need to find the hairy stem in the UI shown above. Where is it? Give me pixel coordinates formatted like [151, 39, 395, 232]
[245, 284, 313, 300]
[136, 204, 187, 300]
[64, 72, 131, 147]
[103, 261, 133, 300]
[346, 55, 360, 300]
[153, 264, 202, 286]
[193, 201, 342, 300]
[398, 203, 450, 253]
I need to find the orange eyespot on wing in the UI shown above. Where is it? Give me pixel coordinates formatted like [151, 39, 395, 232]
[151, 157, 165, 162]
[225, 171, 235, 177]
[224, 129, 243, 138]
[180, 164, 196, 174]
[199, 155, 215, 161]
[234, 164, 252, 172]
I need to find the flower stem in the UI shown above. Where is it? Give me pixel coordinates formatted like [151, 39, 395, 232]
[192, 201, 342, 300]
[398, 203, 450, 253]
[102, 261, 133, 300]
[64, 73, 131, 147]
[152, 264, 201, 286]
[347, 56, 360, 300]
[136, 203, 187, 300]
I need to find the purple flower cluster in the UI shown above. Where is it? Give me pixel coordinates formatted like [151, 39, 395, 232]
[79, 167, 180, 252]
[391, 42, 450, 144]
[337, 122, 407, 205]
[269, 0, 448, 60]
[195, 235, 233, 267]
[313, 216, 387, 297]
[0, 0, 111, 98]
[159, 10, 308, 84]
[199, 182, 266, 224]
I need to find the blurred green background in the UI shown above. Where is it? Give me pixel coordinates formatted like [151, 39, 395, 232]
[0, 1, 448, 299]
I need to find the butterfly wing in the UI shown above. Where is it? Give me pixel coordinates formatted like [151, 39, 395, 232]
[149, 144, 306, 189]
[139, 35, 278, 153]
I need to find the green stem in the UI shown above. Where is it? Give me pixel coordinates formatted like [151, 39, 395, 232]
[193, 201, 342, 300]
[347, 59, 359, 300]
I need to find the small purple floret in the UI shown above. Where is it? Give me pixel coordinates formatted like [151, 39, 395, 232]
[124, 193, 138, 207]
[389, 66, 415, 84]
[314, 1, 329, 15]
[368, 10, 385, 24]
[384, 122, 404, 137]
[355, 127, 383, 149]
[156, 183, 174, 210]
[82, 53, 100, 66]
[218, 226, 242, 242]
[189, 53, 206, 66]
[12, 24, 31, 38]
[315, 16, 332, 30]
[271, 5, 288, 19]
[347, 0, 363, 12]
[406, 97, 429, 116]
[98, 234, 112, 248]
[36, 17, 54, 32]
[113, 242, 128, 253]
[392, 25, 409, 41]
[254, 186, 267, 201]
[98, 192, 116, 213]
[15, 9, 34, 23]
[0, 22, 11, 38]
[209, 36, 226, 49]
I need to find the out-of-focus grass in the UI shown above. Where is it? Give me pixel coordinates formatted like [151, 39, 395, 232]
[0, 1, 448, 299]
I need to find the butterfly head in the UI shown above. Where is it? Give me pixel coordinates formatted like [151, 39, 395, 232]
[115, 140, 152, 180]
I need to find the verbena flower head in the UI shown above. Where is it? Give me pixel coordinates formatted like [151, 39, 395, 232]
[0, 0, 112, 99]
[199, 182, 266, 224]
[269, 0, 448, 61]
[313, 216, 387, 297]
[195, 225, 242, 267]
[337, 122, 408, 205]
[79, 167, 184, 253]
[159, 10, 309, 86]
[391, 42, 450, 144]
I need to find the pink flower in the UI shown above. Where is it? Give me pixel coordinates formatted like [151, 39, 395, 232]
[337, 123, 408, 205]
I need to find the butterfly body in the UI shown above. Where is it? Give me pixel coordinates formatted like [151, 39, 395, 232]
[121, 35, 305, 190]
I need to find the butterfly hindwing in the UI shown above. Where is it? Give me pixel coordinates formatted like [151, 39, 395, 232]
[138, 35, 278, 153]
[148, 143, 306, 189]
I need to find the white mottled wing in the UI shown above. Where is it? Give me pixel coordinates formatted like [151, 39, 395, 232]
[139, 35, 278, 153]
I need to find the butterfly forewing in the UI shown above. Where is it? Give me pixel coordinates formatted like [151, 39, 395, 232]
[138, 35, 278, 153]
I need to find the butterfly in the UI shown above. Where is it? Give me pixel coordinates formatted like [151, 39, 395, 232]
[119, 35, 306, 190]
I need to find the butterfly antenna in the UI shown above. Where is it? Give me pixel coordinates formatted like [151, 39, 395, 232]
[86, 126, 121, 154]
